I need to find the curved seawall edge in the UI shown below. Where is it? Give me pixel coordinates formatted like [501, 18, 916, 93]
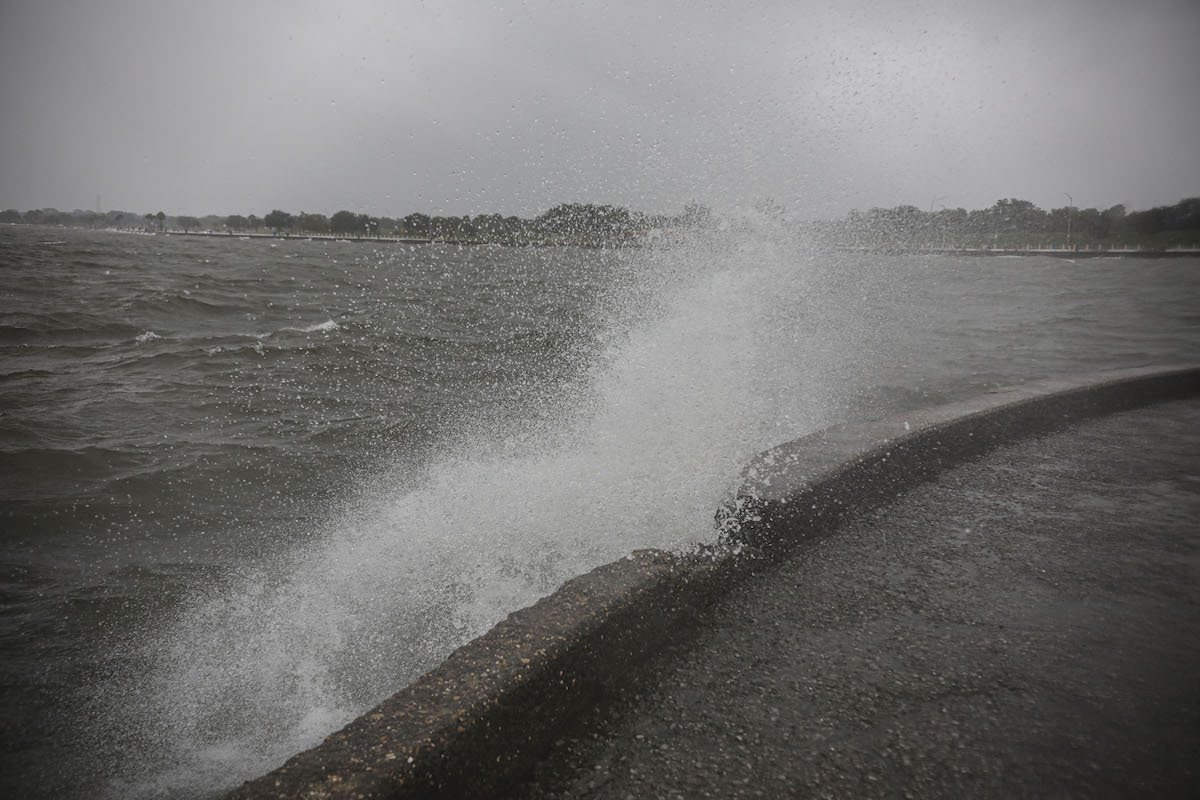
[227, 363, 1200, 799]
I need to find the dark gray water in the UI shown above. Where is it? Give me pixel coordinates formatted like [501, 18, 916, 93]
[2, 224, 1197, 797]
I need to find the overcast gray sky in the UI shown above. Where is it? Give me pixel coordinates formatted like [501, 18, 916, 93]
[2, 0, 1197, 218]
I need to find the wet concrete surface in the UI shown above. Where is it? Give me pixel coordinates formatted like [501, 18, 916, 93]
[508, 398, 1200, 799]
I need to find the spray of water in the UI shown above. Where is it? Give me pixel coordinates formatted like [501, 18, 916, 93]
[92, 222, 869, 797]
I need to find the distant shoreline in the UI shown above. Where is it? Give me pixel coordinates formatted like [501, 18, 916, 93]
[6, 223, 1200, 256]
[164, 229, 432, 245]
[171, 229, 1200, 256]
[162, 230, 1200, 255]
[109, 226, 651, 249]
[154, 229, 647, 248]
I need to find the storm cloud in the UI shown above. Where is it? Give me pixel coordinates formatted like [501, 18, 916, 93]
[2, 0, 1197, 218]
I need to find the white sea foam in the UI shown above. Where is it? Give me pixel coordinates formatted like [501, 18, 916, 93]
[288, 319, 339, 333]
[134, 330, 160, 343]
[98, 223, 869, 797]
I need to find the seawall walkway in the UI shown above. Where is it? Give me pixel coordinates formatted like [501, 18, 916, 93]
[228, 366, 1199, 799]
[510, 397, 1200, 798]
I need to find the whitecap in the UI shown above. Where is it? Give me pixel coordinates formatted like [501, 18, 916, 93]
[135, 330, 160, 343]
[283, 320, 339, 334]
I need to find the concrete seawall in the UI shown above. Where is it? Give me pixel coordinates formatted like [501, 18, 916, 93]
[227, 364, 1200, 799]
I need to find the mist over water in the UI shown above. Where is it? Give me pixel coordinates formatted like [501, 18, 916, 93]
[3, 224, 1199, 798]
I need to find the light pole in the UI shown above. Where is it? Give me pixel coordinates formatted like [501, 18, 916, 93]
[928, 196, 946, 250]
[1064, 192, 1073, 246]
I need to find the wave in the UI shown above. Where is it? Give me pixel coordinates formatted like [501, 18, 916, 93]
[0, 367, 56, 380]
[0, 319, 139, 343]
[125, 292, 231, 315]
[0, 444, 151, 503]
[0, 325, 42, 343]
[1, 317, 345, 357]
[132, 320, 341, 349]
[202, 341, 265, 356]
[282, 319, 339, 334]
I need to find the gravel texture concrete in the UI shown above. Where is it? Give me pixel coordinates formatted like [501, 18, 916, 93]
[509, 398, 1200, 799]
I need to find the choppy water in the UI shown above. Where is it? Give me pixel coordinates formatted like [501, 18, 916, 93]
[2, 224, 1198, 797]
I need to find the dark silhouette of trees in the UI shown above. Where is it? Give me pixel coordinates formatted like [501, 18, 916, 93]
[987, 198, 1046, 232]
[297, 212, 329, 233]
[1127, 198, 1199, 237]
[358, 214, 380, 236]
[402, 213, 431, 236]
[263, 209, 292, 233]
[534, 203, 635, 238]
[329, 210, 358, 234]
[1095, 205, 1126, 240]
[4, 196, 1197, 250]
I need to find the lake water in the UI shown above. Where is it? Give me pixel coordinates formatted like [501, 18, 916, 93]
[2, 223, 1197, 797]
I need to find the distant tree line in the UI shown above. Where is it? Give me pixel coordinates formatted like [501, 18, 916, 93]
[231, 203, 698, 245]
[3, 197, 1197, 248]
[0, 202, 710, 246]
[828, 197, 1200, 249]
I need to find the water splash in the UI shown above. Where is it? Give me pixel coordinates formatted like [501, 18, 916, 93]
[286, 319, 340, 334]
[92, 223, 852, 797]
